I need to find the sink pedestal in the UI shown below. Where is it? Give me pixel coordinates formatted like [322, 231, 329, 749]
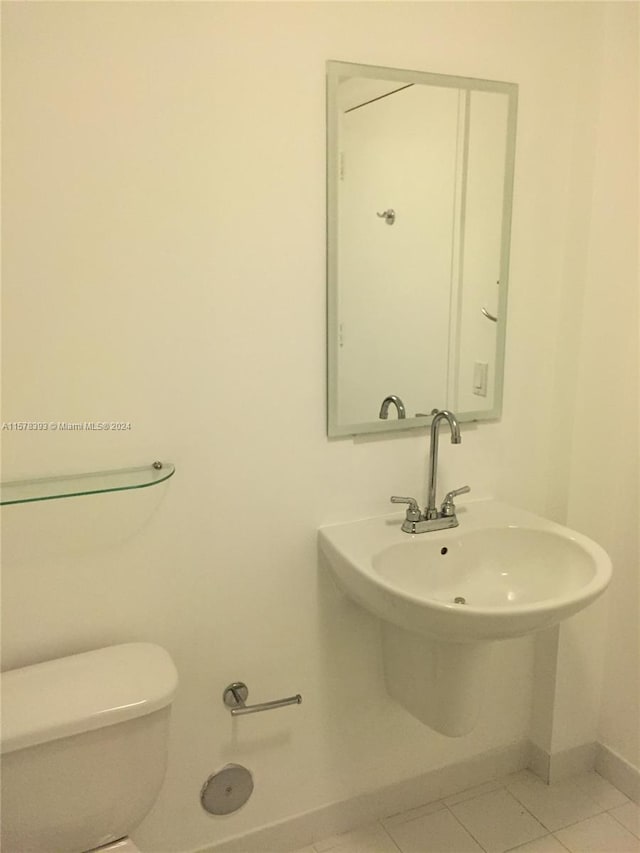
[382, 623, 493, 736]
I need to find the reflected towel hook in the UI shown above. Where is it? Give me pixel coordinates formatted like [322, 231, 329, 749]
[482, 280, 499, 322]
[481, 307, 498, 323]
[376, 209, 396, 225]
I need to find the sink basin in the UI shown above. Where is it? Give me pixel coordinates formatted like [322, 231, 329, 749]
[319, 499, 611, 735]
[319, 500, 612, 643]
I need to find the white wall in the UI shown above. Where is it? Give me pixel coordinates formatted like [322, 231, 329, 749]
[527, 2, 639, 773]
[565, 3, 639, 770]
[2, 3, 635, 851]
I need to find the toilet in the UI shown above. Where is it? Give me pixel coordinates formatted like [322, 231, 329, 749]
[1, 642, 178, 853]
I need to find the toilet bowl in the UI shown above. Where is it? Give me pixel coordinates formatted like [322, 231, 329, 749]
[0, 643, 178, 853]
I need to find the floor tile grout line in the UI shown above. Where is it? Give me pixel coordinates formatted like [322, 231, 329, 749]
[442, 801, 492, 852]
[501, 831, 575, 853]
[375, 817, 406, 853]
[607, 804, 640, 840]
[443, 779, 507, 810]
[504, 784, 613, 835]
[543, 805, 611, 835]
[501, 834, 558, 853]
[379, 782, 511, 848]
[502, 784, 566, 834]
[306, 773, 636, 853]
[549, 830, 577, 852]
[380, 779, 510, 832]
[381, 797, 446, 828]
[405, 781, 553, 852]
[476, 786, 549, 840]
[383, 782, 510, 831]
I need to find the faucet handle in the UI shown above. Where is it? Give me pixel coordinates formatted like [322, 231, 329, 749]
[441, 486, 471, 517]
[390, 496, 422, 522]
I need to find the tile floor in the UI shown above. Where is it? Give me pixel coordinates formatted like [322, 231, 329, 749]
[294, 771, 640, 853]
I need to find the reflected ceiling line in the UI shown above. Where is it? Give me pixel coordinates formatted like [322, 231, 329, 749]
[344, 84, 414, 113]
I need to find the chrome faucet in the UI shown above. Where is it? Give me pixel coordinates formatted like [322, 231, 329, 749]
[426, 409, 461, 518]
[379, 395, 406, 420]
[391, 409, 470, 533]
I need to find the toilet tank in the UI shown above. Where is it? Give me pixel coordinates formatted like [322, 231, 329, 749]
[1, 643, 178, 853]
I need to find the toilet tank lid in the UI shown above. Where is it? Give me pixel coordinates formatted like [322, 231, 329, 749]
[1, 643, 178, 754]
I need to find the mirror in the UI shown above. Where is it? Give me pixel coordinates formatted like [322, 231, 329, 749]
[326, 61, 518, 437]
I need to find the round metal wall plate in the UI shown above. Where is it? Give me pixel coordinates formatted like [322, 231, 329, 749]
[201, 764, 254, 815]
[223, 681, 248, 708]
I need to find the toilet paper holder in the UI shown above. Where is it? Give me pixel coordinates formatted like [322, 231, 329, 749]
[223, 681, 302, 716]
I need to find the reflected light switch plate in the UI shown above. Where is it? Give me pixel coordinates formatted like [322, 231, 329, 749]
[473, 361, 489, 396]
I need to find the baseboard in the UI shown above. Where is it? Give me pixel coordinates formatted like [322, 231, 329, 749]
[196, 740, 529, 852]
[528, 741, 598, 784]
[527, 740, 550, 781]
[595, 743, 640, 804]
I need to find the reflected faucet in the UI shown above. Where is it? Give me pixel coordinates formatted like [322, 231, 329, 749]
[379, 395, 406, 420]
[391, 408, 470, 534]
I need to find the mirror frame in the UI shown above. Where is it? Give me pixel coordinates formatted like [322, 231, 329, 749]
[326, 60, 518, 437]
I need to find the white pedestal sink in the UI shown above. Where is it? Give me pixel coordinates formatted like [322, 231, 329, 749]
[319, 500, 611, 736]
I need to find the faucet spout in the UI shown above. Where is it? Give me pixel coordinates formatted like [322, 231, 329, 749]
[426, 409, 461, 519]
[389, 408, 469, 533]
[389, 407, 469, 533]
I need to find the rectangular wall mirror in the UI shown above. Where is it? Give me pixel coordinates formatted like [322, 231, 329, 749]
[326, 60, 518, 437]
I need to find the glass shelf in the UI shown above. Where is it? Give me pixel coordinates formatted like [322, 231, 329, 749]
[0, 462, 175, 506]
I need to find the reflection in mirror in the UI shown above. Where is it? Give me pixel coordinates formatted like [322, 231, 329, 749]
[327, 61, 518, 437]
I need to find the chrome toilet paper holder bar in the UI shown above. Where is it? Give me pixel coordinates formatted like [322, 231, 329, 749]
[223, 681, 302, 716]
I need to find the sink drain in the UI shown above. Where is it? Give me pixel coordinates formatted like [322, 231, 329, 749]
[454, 596, 467, 604]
